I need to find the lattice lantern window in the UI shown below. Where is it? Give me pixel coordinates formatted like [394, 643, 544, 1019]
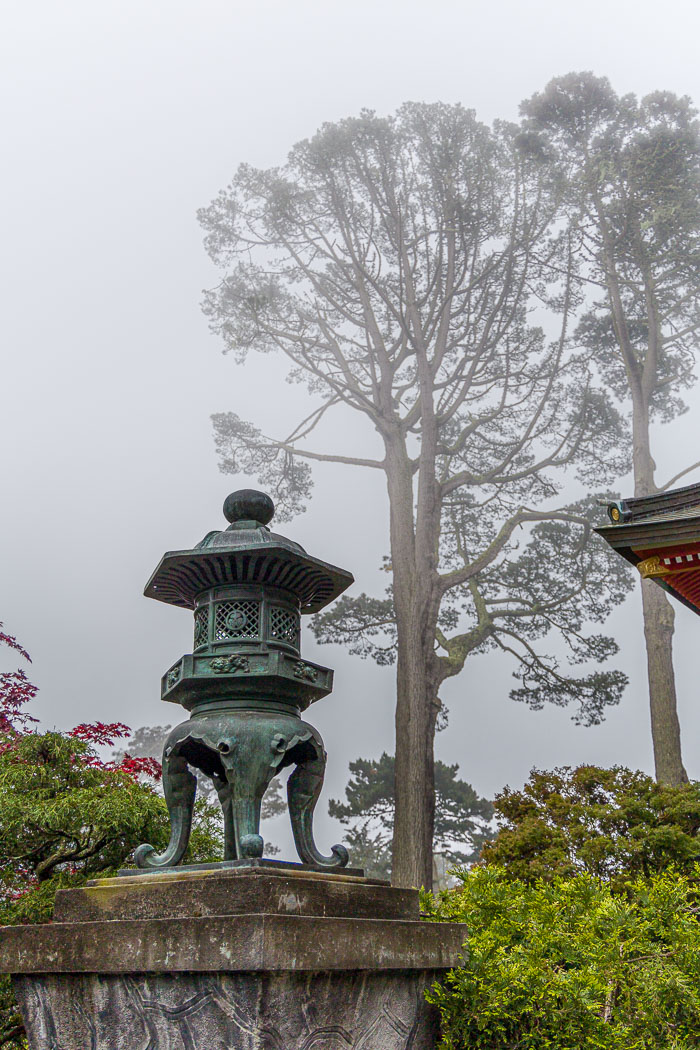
[268, 605, 300, 650]
[214, 600, 261, 642]
[193, 606, 209, 650]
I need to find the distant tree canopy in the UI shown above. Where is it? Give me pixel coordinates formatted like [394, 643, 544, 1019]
[200, 101, 631, 888]
[481, 764, 700, 889]
[521, 73, 700, 785]
[330, 753, 493, 880]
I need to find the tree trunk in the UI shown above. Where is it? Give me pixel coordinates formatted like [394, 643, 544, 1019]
[640, 580, 686, 784]
[384, 438, 439, 889]
[632, 399, 687, 785]
[392, 626, 439, 889]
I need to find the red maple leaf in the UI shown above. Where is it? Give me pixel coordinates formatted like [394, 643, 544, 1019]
[68, 722, 131, 747]
[0, 623, 31, 663]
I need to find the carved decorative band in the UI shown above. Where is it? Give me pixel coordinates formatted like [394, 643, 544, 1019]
[637, 552, 700, 579]
[636, 556, 670, 579]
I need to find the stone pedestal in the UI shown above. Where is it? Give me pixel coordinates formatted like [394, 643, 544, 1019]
[0, 865, 467, 1049]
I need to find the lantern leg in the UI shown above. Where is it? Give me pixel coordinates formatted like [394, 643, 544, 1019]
[134, 751, 197, 869]
[288, 744, 349, 869]
[212, 773, 237, 860]
[229, 788, 264, 860]
[218, 749, 268, 861]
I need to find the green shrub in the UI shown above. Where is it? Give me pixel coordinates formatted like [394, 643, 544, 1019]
[481, 765, 700, 888]
[424, 865, 700, 1050]
[0, 625, 222, 1047]
[0, 729, 222, 1049]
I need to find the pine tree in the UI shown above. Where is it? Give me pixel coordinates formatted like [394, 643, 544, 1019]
[329, 753, 493, 880]
[199, 104, 629, 886]
[521, 74, 700, 783]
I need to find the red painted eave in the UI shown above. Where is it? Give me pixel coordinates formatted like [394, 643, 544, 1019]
[634, 542, 700, 613]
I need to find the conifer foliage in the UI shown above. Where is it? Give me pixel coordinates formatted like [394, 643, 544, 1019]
[199, 103, 631, 887]
[329, 753, 493, 879]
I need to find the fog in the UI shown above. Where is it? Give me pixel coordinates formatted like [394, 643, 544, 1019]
[3, 0, 700, 852]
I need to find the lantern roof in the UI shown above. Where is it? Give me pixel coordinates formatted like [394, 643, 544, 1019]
[144, 489, 354, 614]
[595, 481, 700, 616]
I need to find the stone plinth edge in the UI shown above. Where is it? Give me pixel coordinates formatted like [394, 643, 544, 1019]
[4, 873, 466, 1049]
[0, 913, 467, 974]
[54, 867, 414, 923]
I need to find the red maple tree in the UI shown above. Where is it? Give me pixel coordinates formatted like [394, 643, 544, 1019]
[0, 623, 161, 779]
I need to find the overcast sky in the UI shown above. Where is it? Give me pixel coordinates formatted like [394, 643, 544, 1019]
[3, 0, 700, 854]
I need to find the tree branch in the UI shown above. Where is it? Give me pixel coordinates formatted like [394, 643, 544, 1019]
[658, 460, 700, 492]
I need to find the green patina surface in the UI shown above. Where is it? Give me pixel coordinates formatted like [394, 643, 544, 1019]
[135, 489, 355, 873]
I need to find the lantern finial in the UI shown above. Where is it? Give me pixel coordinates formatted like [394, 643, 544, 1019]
[223, 489, 275, 528]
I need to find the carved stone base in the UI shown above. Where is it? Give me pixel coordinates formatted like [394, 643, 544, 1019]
[0, 867, 467, 1050]
[14, 970, 441, 1050]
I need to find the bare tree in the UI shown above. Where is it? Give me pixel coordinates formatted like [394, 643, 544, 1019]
[522, 75, 700, 784]
[199, 104, 627, 887]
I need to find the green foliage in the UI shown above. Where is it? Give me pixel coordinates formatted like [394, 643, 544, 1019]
[480, 765, 700, 888]
[0, 629, 222, 1048]
[425, 865, 700, 1050]
[521, 73, 700, 426]
[0, 730, 221, 892]
[424, 767, 700, 1048]
[1, 732, 166, 886]
[0, 731, 222, 1049]
[314, 496, 633, 727]
[330, 753, 493, 878]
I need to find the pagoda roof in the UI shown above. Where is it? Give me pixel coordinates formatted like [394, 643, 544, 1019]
[144, 489, 354, 614]
[595, 481, 700, 616]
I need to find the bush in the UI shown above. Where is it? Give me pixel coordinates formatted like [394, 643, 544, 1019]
[0, 624, 221, 1047]
[424, 865, 700, 1050]
[480, 765, 700, 888]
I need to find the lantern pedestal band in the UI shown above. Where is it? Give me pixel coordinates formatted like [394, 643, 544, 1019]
[2, 867, 467, 1050]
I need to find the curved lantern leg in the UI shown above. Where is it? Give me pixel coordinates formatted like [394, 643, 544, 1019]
[218, 743, 274, 861]
[230, 789, 264, 860]
[212, 773, 237, 860]
[288, 744, 349, 869]
[134, 751, 197, 869]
